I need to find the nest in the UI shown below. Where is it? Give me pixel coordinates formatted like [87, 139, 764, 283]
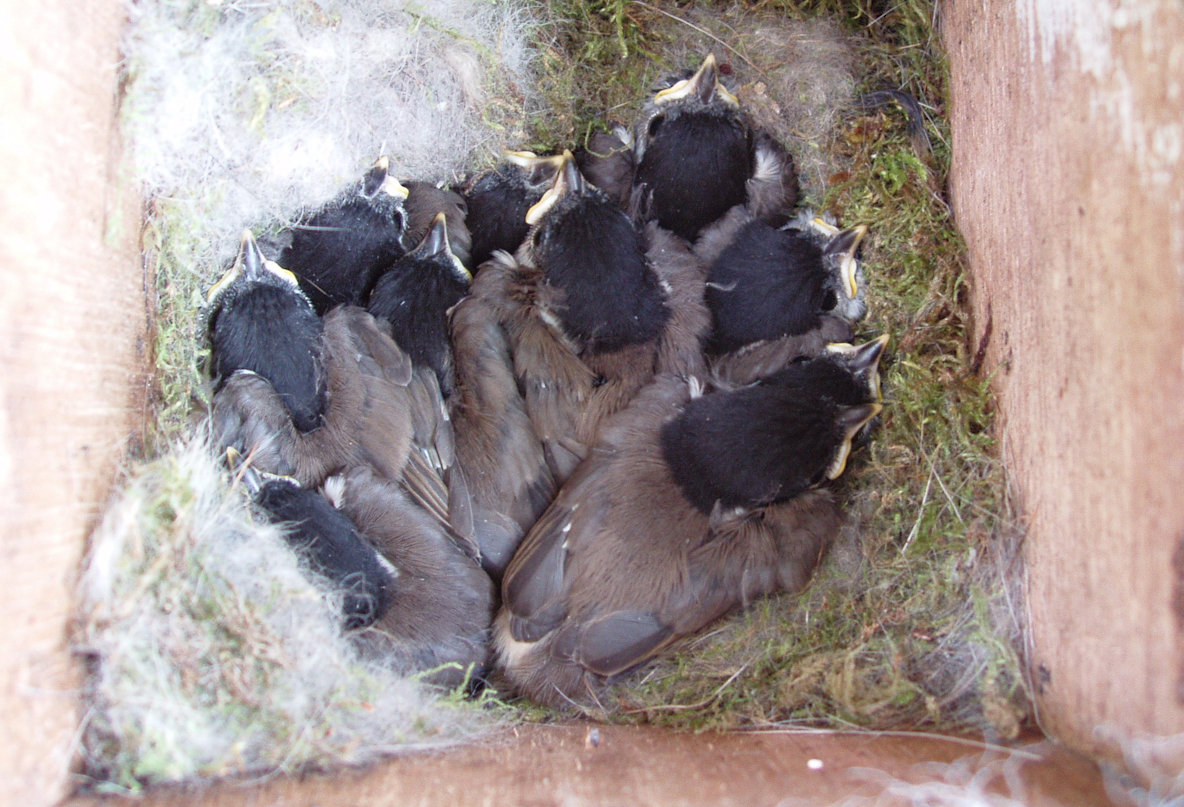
[78, 0, 1037, 791]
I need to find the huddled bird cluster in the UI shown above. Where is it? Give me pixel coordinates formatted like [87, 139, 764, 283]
[206, 54, 888, 708]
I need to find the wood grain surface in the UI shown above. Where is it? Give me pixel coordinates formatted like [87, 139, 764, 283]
[0, 1, 146, 804]
[944, 0, 1184, 761]
[64, 725, 1113, 807]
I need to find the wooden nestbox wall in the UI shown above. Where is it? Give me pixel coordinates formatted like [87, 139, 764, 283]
[944, 0, 1184, 759]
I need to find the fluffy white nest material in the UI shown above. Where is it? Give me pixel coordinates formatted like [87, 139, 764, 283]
[77, 436, 502, 791]
[122, 0, 538, 266]
[1096, 726, 1184, 807]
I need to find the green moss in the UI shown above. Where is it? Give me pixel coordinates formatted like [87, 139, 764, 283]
[523, 0, 665, 149]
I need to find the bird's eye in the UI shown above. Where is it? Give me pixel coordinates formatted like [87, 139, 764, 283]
[648, 116, 665, 138]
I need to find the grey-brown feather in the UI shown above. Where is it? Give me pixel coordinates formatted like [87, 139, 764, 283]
[449, 257, 558, 579]
[644, 222, 711, 379]
[708, 316, 854, 387]
[339, 466, 495, 690]
[211, 305, 414, 487]
[495, 375, 840, 709]
[397, 363, 470, 546]
[744, 130, 799, 226]
[476, 252, 596, 485]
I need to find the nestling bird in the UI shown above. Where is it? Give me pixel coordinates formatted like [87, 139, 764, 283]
[279, 156, 410, 314]
[207, 230, 325, 434]
[233, 456, 395, 631]
[212, 295, 416, 490]
[478, 153, 708, 483]
[788, 210, 870, 321]
[521, 152, 671, 356]
[365, 211, 480, 557]
[368, 212, 472, 397]
[696, 205, 868, 361]
[632, 54, 799, 240]
[495, 339, 886, 710]
[332, 465, 495, 690]
[461, 151, 566, 268]
[231, 454, 494, 689]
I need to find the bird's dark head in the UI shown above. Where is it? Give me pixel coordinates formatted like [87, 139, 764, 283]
[368, 212, 471, 385]
[652, 53, 739, 109]
[662, 344, 886, 512]
[404, 211, 471, 285]
[462, 151, 566, 267]
[207, 231, 325, 432]
[504, 150, 568, 195]
[523, 150, 606, 228]
[225, 448, 396, 632]
[704, 219, 838, 353]
[825, 334, 889, 404]
[791, 212, 869, 323]
[790, 337, 887, 482]
[634, 55, 749, 240]
[206, 229, 306, 313]
[262, 479, 396, 631]
[463, 151, 566, 206]
[524, 153, 668, 353]
[637, 53, 741, 150]
[358, 155, 411, 222]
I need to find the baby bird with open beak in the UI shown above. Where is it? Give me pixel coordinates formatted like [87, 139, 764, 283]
[461, 151, 567, 269]
[494, 338, 887, 710]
